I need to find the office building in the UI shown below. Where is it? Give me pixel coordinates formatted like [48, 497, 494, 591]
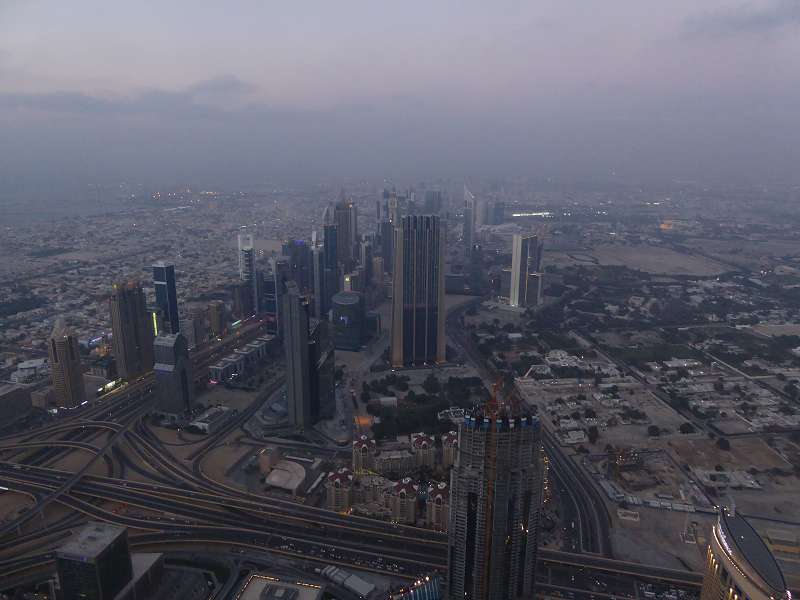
[56, 522, 133, 600]
[0, 384, 32, 424]
[48, 319, 86, 408]
[447, 399, 544, 600]
[359, 236, 373, 286]
[110, 281, 154, 380]
[311, 241, 325, 318]
[232, 281, 254, 319]
[283, 282, 335, 428]
[153, 333, 194, 417]
[238, 226, 259, 314]
[332, 291, 365, 351]
[334, 196, 358, 268]
[379, 220, 394, 275]
[391, 215, 446, 367]
[510, 234, 545, 308]
[152, 262, 179, 334]
[700, 507, 789, 600]
[282, 238, 312, 292]
[463, 186, 475, 258]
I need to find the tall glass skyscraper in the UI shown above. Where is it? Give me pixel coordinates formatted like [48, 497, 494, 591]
[110, 280, 154, 380]
[391, 215, 445, 367]
[237, 226, 258, 315]
[152, 261, 180, 334]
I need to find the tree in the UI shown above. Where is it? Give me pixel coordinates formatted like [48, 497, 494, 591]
[716, 437, 731, 451]
[647, 425, 660, 437]
[422, 373, 441, 394]
[587, 425, 599, 444]
[678, 422, 696, 434]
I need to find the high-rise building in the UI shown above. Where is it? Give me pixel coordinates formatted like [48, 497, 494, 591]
[334, 196, 358, 269]
[463, 186, 475, 258]
[379, 220, 394, 275]
[282, 238, 312, 292]
[359, 236, 373, 287]
[323, 223, 340, 313]
[510, 234, 544, 308]
[231, 282, 253, 319]
[153, 332, 194, 417]
[447, 398, 544, 600]
[56, 522, 133, 600]
[237, 226, 259, 314]
[48, 319, 86, 408]
[308, 317, 336, 421]
[391, 215, 446, 367]
[700, 507, 789, 600]
[110, 281, 154, 380]
[311, 241, 325, 319]
[152, 262, 180, 334]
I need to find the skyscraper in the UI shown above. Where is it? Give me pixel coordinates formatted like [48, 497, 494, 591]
[391, 215, 446, 367]
[379, 220, 394, 275]
[110, 281, 154, 380]
[334, 195, 358, 269]
[447, 394, 544, 600]
[323, 223, 340, 312]
[424, 190, 443, 215]
[48, 319, 86, 408]
[510, 234, 544, 308]
[311, 240, 325, 319]
[282, 238, 312, 292]
[153, 332, 194, 417]
[700, 507, 789, 600]
[282, 282, 335, 427]
[152, 261, 180, 334]
[237, 226, 259, 314]
[264, 257, 290, 336]
[359, 236, 373, 287]
[463, 186, 475, 258]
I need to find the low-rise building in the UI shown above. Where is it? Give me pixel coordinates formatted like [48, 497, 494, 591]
[426, 481, 449, 531]
[387, 478, 418, 525]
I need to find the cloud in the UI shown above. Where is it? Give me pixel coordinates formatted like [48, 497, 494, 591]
[685, 0, 800, 37]
[0, 75, 259, 117]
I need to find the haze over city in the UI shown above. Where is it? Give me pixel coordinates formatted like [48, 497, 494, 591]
[1, 3, 800, 600]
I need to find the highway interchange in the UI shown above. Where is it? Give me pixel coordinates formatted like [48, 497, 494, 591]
[0, 309, 706, 597]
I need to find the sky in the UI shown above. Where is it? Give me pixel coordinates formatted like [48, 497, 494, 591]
[1, 0, 800, 190]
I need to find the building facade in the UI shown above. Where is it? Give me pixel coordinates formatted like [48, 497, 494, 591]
[509, 234, 544, 308]
[237, 226, 259, 314]
[391, 215, 446, 367]
[447, 408, 544, 600]
[153, 332, 194, 417]
[332, 291, 365, 351]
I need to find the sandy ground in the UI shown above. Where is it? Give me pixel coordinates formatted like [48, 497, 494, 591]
[550, 243, 728, 275]
[200, 442, 252, 489]
[753, 323, 800, 337]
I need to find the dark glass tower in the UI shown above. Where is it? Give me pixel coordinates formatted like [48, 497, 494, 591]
[152, 261, 180, 334]
[391, 215, 445, 367]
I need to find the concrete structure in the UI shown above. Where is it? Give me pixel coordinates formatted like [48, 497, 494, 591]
[700, 507, 790, 600]
[265, 460, 307, 495]
[258, 446, 282, 474]
[208, 300, 226, 337]
[426, 481, 450, 531]
[391, 215, 446, 367]
[48, 319, 86, 408]
[153, 332, 193, 417]
[374, 449, 414, 477]
[332, 291, 365, 351]
[510, 234, 544, 308]
[235, 573, 323, 600]
[388, 477, 418, 524]
[152, 261, 180, 334]
[0, 384, 32, 424]
[326, 467, 354, 512]
[463, 186, 475, 258]
[110, 281, 154, 380]
[321, 566, 374, 599]
[10, 357, 48, 383]
[352, 435, 377, 473]
[188, 405, 232, 434]
[447, 406, 544, 600]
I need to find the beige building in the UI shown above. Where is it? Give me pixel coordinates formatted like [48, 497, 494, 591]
[326, 468, 354, 513]
[48, 320, 86, 408]
[426, 481, 450, 531]
[387, 478, 418, 525]
[411, 432, 435, 468]
[441, 431, 458, 468]
[352, 435, 377, 473]
[700, 507, 789, 600]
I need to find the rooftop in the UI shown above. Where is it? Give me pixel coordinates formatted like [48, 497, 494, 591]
[57, 521, 126, 561]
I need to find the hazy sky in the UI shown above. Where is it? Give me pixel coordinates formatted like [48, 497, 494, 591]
[2, 1, 800, 188]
